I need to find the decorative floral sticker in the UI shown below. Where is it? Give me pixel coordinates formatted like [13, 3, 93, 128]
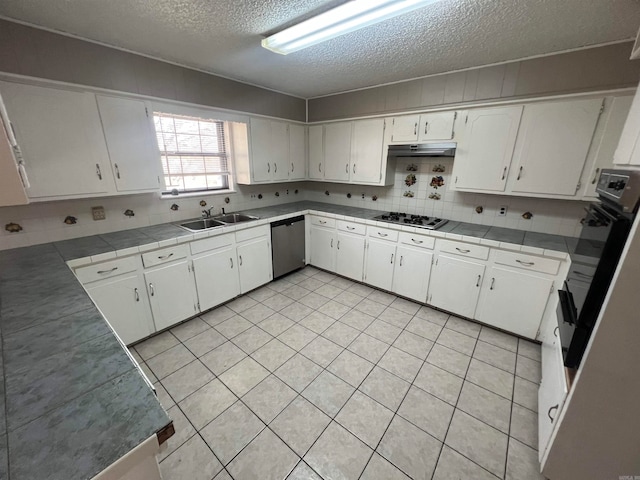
[406, 163, 418, 172]
[428, 192, 441, 200]
[405, 174, 417, 187]
[433, 164, 446, 173]
[63, 216, 77, 225]
[403, 190, 415, 198]
[430, 176, 445, 188]
[5, 222, 22, 233]
[522, 211, 533, 220]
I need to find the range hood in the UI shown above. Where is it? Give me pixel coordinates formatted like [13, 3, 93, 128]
[388, 142, 456, 158]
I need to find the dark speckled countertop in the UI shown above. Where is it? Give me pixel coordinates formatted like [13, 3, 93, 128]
[0, 200, 575, 479]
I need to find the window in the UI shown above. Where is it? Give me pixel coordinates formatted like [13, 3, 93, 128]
[153, 112, 231, 194]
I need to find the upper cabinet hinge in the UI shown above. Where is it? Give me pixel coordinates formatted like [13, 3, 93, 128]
[576, 181, 581, 192]
[599, 99, 605, 115]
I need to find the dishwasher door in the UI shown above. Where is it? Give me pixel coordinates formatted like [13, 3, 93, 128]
[271, 216, 306, 279]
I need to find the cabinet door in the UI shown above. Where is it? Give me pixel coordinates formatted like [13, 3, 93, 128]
[310, 226, 336, 271]
[250, 118, 272, 182]
[0, 81, 112, 198]
[390, 115, 420, 142]
[336, 232, 365, 281]
[193, 246, 241, 311]
[510, 98, 602, 196]
[476, 267, 553, 339]
[614, 86, 640, 166]
[308, 125, 324, 180]
[392, 245, 433, 303]
[0, 112, 28, 206]
[271, 121, 290, 181]
[584, 96, 633, 198]
[144, 259, 198, 331]
[364, 238, 396, 291]
[452, 106, 523, 192]
[289, 123, 306, 180]
[323, 122, 352, 181]
[418, 112, 456, 141]
[429, 254, 485, 318]
[86, 273, 155, 345]
[351, 118, 385, 184]
[238, 237, 273, 294]
[96, 95, 160, 192]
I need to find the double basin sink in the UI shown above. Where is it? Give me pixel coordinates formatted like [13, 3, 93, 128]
[178, 213, 259, 232]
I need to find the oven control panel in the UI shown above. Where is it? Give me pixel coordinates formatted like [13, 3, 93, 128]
[596, 169, 640, 212]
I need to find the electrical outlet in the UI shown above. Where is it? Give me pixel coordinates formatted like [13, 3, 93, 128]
[498, 205, 508, 216]
[92, 206, 106, 221]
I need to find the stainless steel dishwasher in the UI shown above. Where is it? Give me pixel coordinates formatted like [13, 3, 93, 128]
[271, 215, 305, 279]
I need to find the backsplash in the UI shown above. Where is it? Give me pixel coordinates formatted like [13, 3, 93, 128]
[305, 157, 588, 237]
[0, 183, 306, 250]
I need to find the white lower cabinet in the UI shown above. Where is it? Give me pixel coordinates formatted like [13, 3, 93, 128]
[237, 236, 273, 294]
[144, 259, 199, 331]
[392, 245, 433, 303]
[364, 238, 396, 291]
[85, 273, 155, 345]
[476, 266, 553, 339]
[192, 245, 240, 311]
[310, 225, 336, 271]
[429, 254, 485, 318]
[336, 232, 365, 281]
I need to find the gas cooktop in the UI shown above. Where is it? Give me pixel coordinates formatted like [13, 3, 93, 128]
[372, 212, 449, 230]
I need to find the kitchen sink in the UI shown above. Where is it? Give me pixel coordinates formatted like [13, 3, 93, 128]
[179, 219, 226, 232]
[213, 213, 259, 224]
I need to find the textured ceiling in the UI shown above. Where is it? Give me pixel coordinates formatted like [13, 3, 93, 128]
[0, 0, 639, 98]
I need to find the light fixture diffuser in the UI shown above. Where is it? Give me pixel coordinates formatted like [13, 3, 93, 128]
[262, 0, 441, 55]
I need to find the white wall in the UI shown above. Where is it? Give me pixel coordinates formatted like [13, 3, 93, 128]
[305, 158, 587, 236]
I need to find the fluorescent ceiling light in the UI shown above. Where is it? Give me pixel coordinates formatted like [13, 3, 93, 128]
[262, 0, 441, 55]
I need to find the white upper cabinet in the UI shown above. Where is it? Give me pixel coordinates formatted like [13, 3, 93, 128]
[452, 106, 523, 192]
[418, 111, 457, 141]
[270, 121, 290, 181]
[96, 95, 161, 193]
[351, 118, 385, 184]
[308, 125, 324, 180]
[389, 114, 420, 142]
[614, 84, 640, 166]
[289, 123, 306, 180]
[323, 122, 352, 182]
[249, 117, 275, 182]
[508, 98, 603, 196]
[0, 81, 114, 199]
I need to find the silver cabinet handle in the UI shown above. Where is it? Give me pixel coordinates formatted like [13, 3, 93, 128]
[390, 253, 394, 264]
[230, 257, 233, 268]
[274, 162, 277, 173]
[591, 167, 600, 185]
[413, 122, 417, 135]
[411, 238, 423, 244]
[267, 162, 271, 173]
[97, 267, 118, 274]
[239, 255, 243, 266]
[501, 166, 507, 180]
[456, 247, 471, 253]
[158, 253, 174, 260]
[149, 283, 155, 296]
[377, 232, 388, 237]
[291, 162, 294, 172]
[548, 404, 559, 422]
[346, 163, 349, 173]
[134, 288, 139, 302]
[337, 240, 340, 250]
[490, 277, 495, 290]
[516, 259, 535, 266]
[424, 122, 428, 135]
[319, 220, 327, 224]
[399, 255, 403, 266]
[476, 275, 481, 287]
[554, 326, 559, 338]
[96, 163, 102, 180]
[346, 226, 355, 230]
[517, 166, 523, 180]
[330, 238, 333, 248]
[318, 162, 322, 172]
[115, 163, 121, 179]
[353, 164, 356, 174]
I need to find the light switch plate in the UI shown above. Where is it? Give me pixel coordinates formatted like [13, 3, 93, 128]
[92, 206, 106, 221]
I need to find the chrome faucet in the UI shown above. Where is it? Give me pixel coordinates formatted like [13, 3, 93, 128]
[202, 207, 214, 219]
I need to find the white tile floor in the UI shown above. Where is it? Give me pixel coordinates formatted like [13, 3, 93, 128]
[131, 266, 544, 480]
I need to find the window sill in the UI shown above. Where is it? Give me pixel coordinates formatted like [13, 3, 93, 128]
[159, 189, 236, 200]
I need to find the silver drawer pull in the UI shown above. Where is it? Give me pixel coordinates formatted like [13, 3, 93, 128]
[390, 254, 394, 264]
[134, 288, 139, 302]
[239, 255, 243, 266]
[97, 267, 118, 274]
[267, 162, 270, 173]
[411, 238, 423, 244]
[476, 275, 481, 287]
[548, 404, 559, 422]
[230, 257, 233, 268]
[490, 277, 495, 290]
[554, 326, 559, 338]
[399, 255, 403, 266]
[337, 240, 340, 250]
[158, 253, 174, 260]
[346, 226, 355, 230]
[456, 247, 471, 253]
[149, 283, 155, 296]
[319, 220, 327, 224]
[516, 259, 535, 266]
[377, 232, 388, 237]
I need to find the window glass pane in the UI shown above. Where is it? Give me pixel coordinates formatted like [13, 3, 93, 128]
[184, 175, 208, 190]
[200, 135, 220, 152]
[160, 116, 176, 133]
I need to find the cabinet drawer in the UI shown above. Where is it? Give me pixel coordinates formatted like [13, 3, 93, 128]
[399, 232, 435, 249]
[309, 216, 336, 228]
[438, 239, 489, 260]
[495, 250, 560, 275]
[236, 224, 270, 243]
[191, 233, 234, 255]
[75, 256, 138, 284]
[367, 226, 399, 242]
[142, 244, 189, 268]
[337, 220, 366, 235]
